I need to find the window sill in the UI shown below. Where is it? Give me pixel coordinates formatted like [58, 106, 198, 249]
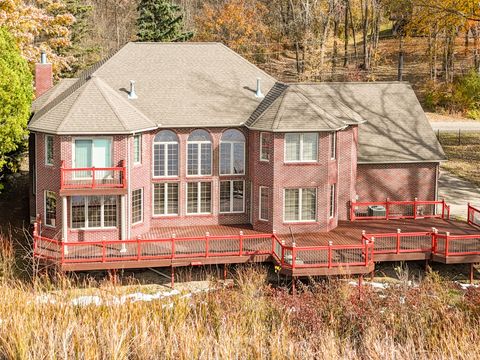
[282, 221, 318, 225]
[258, 219, 269, 222]
[69, 227, 117, 232]
[132, 222, 143, 228]
[152, 176, 179, 180]
[185, 213, 214, 218]
[219, 174, 246, 177]
[219, 211, 246, 215]
[283, 162, 319, 166]
[152, 214, 179, 219]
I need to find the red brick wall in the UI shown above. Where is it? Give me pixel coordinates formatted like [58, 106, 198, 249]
[356, 163, 438, 202]
[35, 63, 53, 98]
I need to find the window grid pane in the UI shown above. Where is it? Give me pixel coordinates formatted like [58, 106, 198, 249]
[45, 191, 56, 226]
[187, 183, 197, 213]
[87, 196, 102, 228]
[153, 144, 165, 177]
[200, 182, 212, 213]
[232, 181, 244, 212]
[187, 143, 198, 175]
[71, 196, 85, 229]
[132, 189, 143, 223]
[220, 181, 231, 212]
[330, 184, 336, 217]
[167, 144, 178, 176]
[260, 133, 271, 161]
[220, 143, 231, 175]
[260, 187, 269, 220]
[285, 133, 300, 162]
[233, 143, 245, 174]
[167, 183, 179, 214]
[104, 196, 117, 227]
[200, 143, 212, 175]
[301, 189, 316, 221]
[46, 136, 54, 165]
[133, 135, 141, 163]
[301, 133, 318, 161]
[284, 189, 299, 221]
[153, 183, 165, 215]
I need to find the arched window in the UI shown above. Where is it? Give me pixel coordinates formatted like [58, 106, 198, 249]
[220, 129, 245, 175]
[187, 129, 212, 176]
[153, 130, 179, 177]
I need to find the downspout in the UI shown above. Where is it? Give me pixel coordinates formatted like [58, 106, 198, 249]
[127, 135, 132, 239]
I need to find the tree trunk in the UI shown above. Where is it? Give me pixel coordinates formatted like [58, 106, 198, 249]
[343, 0, 349, 67]
[349, 4, 358, 65]
[332, 14, 339, 75]
[361, 0, 369, 70]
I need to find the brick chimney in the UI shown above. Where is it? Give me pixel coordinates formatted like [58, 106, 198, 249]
[35, 52, 53, 98]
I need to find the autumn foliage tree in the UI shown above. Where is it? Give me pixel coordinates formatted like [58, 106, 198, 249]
[0, 0, 75, 77]
[195, 0, 272, 62]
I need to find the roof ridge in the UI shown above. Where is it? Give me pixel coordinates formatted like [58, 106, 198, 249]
[271, 87, 290, 130]
[56, 83, 88, 132]
[93, 76, 156, 130]
[246, 82, 288, 127]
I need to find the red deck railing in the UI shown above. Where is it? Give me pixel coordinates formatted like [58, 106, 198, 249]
[434, 232, 480, 257]
[363, 231, 433, 255]
[467, 204, 480, 228]
[60, 160, 126, 190]
[350, 199, 450, 221]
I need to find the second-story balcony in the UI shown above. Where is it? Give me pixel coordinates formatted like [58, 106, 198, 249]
[60, 160, 127, 194]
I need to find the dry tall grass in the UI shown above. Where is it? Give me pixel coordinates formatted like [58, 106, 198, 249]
[0, 232, 479, 359]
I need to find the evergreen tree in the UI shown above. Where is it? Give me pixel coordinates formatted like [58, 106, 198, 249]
[136, 0, 193, 42]
[0, 28, 33, 191]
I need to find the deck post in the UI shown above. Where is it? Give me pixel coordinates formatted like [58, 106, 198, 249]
[385, 198, 390, 220]
[239, 231, 244, 256]
[62, 196, 68, 255]
[171, 266, 175, 288]
[445, 232, 450, 256]
[328, 241, 333, 269]
[470, 263, 474, 284]
[205, 232, 210, 258]
[413, 197, 418, 219]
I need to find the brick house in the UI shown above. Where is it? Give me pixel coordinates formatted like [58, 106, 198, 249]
[29, 42, 445, 247]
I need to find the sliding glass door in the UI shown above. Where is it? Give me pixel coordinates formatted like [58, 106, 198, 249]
[74, 138, 112, 179]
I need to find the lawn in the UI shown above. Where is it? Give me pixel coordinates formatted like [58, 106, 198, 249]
[438, 131, 480, 187]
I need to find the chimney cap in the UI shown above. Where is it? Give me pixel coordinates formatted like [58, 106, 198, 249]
[40, 51, 47, 65]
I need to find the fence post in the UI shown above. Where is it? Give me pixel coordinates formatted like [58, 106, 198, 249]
[364, 240, 369, 266]
[361, 230, 366, 245]
[281, 240, 285, 266]
[328, 241, 333, 268]
[413, 197, 418, 219]
[92, 167, 96, 189]
[60, 160, 65, 189]
[33, 222, 38, 255]
[271, 230, 276, 254]
[386, 198, 390, 220]
[205, 232, 210, 258]
[442, 199, 445, 219]
[171, 233, 176, 259]
[137, 237, 141, 261]
[396, 229, 401, 254]
[445, 232, 450, 256]
[370, 237, 375, 260]
[350, 200, 354, 221]
[239, 231, 244, 256]
[431, 227, 436, 253]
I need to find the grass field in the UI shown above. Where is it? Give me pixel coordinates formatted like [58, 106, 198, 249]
[438, 131, 480, 187]
[0, 231, 478, 359]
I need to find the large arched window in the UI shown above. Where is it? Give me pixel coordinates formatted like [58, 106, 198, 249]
[153, 130, 179, 177]
[187, 129, 212, 176]
[220, 129, 245, 175]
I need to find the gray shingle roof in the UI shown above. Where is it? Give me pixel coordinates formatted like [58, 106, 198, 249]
[29, 42, 276, 134]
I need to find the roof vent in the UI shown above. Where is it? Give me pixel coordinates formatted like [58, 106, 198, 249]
[128, 80, 138, 100]
[40, 51, 47, 64]
[255, 78, 264, 98]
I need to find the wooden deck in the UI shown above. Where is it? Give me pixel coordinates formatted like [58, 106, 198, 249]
[34, 219, 480, 275]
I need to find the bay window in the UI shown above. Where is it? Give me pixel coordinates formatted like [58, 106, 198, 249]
[44, 190, 56, 227]
[187, 130, 212, 176]
[45, 135, 54, 165]
[260, 132, 271, 161]
[187, 182, 212, 214]
[284, 188, 317, 222]
[153, 130, 179, 177]
[71, 195, 117, 229]
[133, 134, 142, 164]
[220, 129, 245, 175]
[284, 133, 318, 162]
[220, 180, 244, 213]
[153, 183, 179, 216]
[132, 189, 143, 224]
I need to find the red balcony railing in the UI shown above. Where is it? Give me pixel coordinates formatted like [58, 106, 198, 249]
[350, 199, 450, 221]
[60, 160, 126, 190]
[468, 203, 480, 228]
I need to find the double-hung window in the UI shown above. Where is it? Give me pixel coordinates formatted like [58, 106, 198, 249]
[44, 190, 56, 227]
[187, 130, 212, 176]
[330, 132, 337, 160]
[71, 195, 117, 229]
[284, 133, 318, 162]
[45, 135, 54, 165]
[153, 183, 179, 216]
[132, 189, 143, 224]
[329, 184, 336, 218]
[187, 182, 212, 214]
[284, 188, 317, 222]
[220, 180, 244, 213]
[260, 132, 271, 161]
[259, 186, 269, 221]
[220, 129, 245, 175]
[133, 134, 142, 164]
[153, 130, 178, 177]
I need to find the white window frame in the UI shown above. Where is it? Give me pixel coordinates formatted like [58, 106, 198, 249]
[260, 132, 271, 162]
[329, 184, 336, 218]
[44, 190, 56, 227]
[186, 182, 212, 215]
[219, 180, 245, 214]
[284, 133, 318, 163]
[152, 136, 179, 178]
[131, 188, 143, 225]
[330, 132, 337, 160]
[283, 188, 317, 223]
[186, 141, 212, 177]
[45, 135, 54, 166]
[72, 137, 113, 180]
[152, 182, 179, 216]
[70, 195, 118, 230]
[133, 134, 142, 165]
[259, 186, 269, 221]
[220, 141, 245, 176]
